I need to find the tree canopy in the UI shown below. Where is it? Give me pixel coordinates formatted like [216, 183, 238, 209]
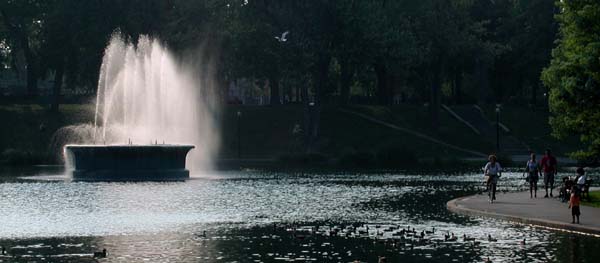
[542, 0, 600, 162]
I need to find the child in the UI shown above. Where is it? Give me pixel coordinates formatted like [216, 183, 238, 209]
[568, 186, 581, 224]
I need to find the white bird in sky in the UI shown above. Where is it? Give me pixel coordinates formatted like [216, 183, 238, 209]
[275, 31, 289, 42]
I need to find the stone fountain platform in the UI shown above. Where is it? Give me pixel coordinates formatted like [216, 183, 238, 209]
[65, 144, 194, 181]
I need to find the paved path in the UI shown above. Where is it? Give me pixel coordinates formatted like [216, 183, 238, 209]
[447, 191, 600, 235]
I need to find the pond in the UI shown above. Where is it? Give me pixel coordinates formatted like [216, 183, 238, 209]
[0, 166, 599, 262]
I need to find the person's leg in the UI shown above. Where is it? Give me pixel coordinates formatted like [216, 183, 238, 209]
[544, 173, 549, 197]
[550, 174, 555, 197]
[572, 214, 575, 223]
[529, 182, 533, 198]
[534, 179, 538, 198]
[492, 183, 497, 201]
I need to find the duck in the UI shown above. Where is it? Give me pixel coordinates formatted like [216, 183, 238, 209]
[1, 246, 5, 255]
[484, 257, 492, 263]
[520, 238, 526, 245]
[447, 233, 457, 241]
[463, 234, 476, 242]
[425, 227, 435, 235]
[93, 249, 107, 258]
[487, 234, 497, 242]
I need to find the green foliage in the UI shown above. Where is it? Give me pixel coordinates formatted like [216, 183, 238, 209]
[0, 0, 560, 110]
[541, 0, 600, 162]
[581, 191, 600, 208]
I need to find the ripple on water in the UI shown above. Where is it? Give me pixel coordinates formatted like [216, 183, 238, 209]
[0, 170, 599, 262]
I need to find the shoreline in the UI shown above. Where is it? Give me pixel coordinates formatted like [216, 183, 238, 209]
[447, 191, 600, 236]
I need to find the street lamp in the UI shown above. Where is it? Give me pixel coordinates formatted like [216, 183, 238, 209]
[495, 104, 501, 153]
[237, 111, 242, 159]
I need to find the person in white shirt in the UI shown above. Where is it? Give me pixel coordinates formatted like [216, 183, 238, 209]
[576, 167, 587, 191]
[484, 155, 502, 203]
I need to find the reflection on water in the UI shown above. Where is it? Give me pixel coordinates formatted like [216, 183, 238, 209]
[0, 167, 599, 262]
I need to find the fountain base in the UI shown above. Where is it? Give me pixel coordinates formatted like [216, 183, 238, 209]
[65, 145, 194, 181]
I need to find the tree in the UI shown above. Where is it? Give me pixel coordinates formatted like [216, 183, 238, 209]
[0, 0, 51, 97]
[541, 0, 600, 162]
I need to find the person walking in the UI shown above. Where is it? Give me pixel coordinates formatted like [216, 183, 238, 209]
[484, 155, 502, 203]
[540, 149, 558, 198]
[525, 153, 540, 198]
[575, 167, 587, 191]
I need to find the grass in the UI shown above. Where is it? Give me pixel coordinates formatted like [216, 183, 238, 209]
[347, 104, 493, 154]
[220, 104, 477, 159]
[581, 191, 600, 208]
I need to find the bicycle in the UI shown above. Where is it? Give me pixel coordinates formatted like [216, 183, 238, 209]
[487, 174, 500, 203]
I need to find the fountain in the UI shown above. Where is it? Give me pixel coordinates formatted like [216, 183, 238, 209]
[59, 33, 220, 181]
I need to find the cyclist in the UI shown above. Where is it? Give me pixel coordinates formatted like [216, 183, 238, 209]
[484, 155, 502, 203]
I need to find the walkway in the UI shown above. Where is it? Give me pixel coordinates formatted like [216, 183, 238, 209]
[447, 191, 600, 235]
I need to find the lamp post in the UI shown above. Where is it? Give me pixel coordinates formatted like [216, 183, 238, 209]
[237, 111, 242, 159]
[495, 104, 501, 153]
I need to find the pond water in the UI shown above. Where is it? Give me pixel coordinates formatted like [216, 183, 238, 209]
[0, 166, 599, 262]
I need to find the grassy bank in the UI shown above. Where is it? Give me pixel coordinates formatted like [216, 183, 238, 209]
[0, 103, 575, 168]
[220, 105, 485, 161]
[582, 191, 600, 208]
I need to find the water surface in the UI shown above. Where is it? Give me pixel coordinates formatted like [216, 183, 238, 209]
[0, 167, 598, 262]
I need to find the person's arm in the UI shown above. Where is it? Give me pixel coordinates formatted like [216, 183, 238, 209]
[497, 163, 502, 177]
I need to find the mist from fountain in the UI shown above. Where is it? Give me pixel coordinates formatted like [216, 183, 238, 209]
[53, 33, 220, 172]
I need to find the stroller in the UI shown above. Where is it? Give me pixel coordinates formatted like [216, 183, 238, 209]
[559, 176, 575, 202]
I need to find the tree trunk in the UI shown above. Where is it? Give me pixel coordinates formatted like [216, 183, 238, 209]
[269, 77, 280, 105]
[302, 82, 310, 151]
[453, 69, 462, 104]
[1, 10, 37, 97]
[530, 78, 537, 106]
[51, 59, 65, 112]
[476, 60, 489, 105]
[305, 53, 331, 153]
[24, 49, 38, 97]
[430, 62, 442, 127]
[375, 63, 388, 105]
[295, 86, 301, 102]
[339, 59, 352, 106]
